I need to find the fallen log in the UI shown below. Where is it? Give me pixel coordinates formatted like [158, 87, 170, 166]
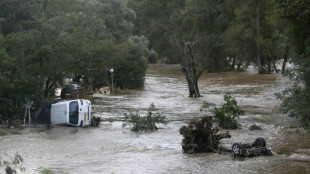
[180, 115, 231, 154]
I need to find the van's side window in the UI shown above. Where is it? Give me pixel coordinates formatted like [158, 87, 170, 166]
[69, 101, 79, 125]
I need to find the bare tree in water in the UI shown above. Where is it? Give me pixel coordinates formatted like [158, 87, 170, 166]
[181, 43, 206, 98]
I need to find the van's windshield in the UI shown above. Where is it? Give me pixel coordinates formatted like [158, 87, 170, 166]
[69, 101, 79, 125]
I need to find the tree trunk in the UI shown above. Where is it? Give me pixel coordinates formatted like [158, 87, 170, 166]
[231, 58, 236, 71]
[40, 0, 48, 104]
[282, 46, 288, 74]
[273, 61, 279, 73]
[237, 61, 242, 71]
[268, 59, 271, 74]
[39, 55, 45, 104]
[181, 43, 205, 98]
[256, 0, 263, 74]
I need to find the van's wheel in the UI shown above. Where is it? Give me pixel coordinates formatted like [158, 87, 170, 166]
[253, 137, 266, 147]
[232, 143, 243, 156]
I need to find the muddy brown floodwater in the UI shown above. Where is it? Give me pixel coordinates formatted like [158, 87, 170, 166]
[1, 64, 310, 174]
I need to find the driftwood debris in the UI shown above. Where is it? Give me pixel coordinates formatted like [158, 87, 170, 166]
[180, 115, 231, 154]
[98, 86, 111, 95]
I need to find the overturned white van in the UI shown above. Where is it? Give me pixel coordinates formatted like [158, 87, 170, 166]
[50, 99, 92, 127]
[35, 99, 92, 127]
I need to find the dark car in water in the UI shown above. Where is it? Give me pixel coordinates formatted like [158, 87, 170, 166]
[61, 84, 82, 99]
[231, 137, 273, 157]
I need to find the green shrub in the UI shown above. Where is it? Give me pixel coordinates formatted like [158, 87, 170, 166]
[123, 103, 167, 132]
[40, 169, 55, 174]
[40, 168, 68, 174]
[200, 94, 244, 129]
[275, 56, 310, 130]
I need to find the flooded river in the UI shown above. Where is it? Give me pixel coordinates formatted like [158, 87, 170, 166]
[1, 64, 310, 174]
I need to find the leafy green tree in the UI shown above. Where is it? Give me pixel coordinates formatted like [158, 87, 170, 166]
[175, 0, 233, 71]
[0, 0, 147, 119]
[169, 0, 238, 97]
[0, 32, 39, 118]
[130, 0, 237, 70]
[0, 0, 35, 35]
[225, 0, 282, 74]
[113, 43, 147, 89]
[276, 0, 310, 128]
[129, 0, 246, 97]
[128, 0, 186, 63]
[88, 40, 147, 89]
[128, 35, 158, 63]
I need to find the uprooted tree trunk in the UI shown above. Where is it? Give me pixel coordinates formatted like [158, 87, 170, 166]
[181, 42, 206, 98]
[179, 115, 231, 154]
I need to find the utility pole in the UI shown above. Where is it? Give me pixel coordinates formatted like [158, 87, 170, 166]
[110, 68, 114, 94]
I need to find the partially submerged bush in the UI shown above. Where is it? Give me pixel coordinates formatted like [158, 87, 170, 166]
[40, 169, 55, 174]
[2, 153, 24, 174]
[249, 124, 262, 131]
[40, 168, 68, 174]
[201, 95, 244, 129]
[1, 153, 67, 174]
[123, 103, 167, 131]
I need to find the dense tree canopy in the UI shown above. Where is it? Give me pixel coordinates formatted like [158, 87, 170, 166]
[0, 0, 310, 127]
[0, 0, 148, 118]
[225, 0, 283, 73]
[276, 0, 310, 128]
[129, 0, 284, 73]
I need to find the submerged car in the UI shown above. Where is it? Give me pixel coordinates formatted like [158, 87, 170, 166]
[231, 137, 272, 157]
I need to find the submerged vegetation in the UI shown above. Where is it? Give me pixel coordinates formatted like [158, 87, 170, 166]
[249, 124, 263, 131]
[40, 168, 68, 174]
[0, 153, 67, 174]
[1, 153, 25, 174]
[123, 103, 167, 132]
[201, 95, 244, 129]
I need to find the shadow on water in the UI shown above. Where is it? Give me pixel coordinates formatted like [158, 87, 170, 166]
[1, 64, 310, 174]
